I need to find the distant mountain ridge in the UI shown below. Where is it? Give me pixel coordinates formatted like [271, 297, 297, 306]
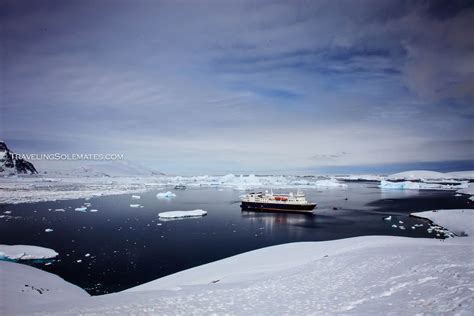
[0, 141, 38, 175]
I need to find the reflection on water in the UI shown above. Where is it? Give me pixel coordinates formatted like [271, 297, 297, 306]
[0, 183, 471, 295]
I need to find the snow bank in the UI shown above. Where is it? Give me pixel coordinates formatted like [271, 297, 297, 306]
[0, 245, 58, 260]
[388, 170, 447, 181]
[158, 209, 207, 219]
[411, 209, 473, 237]
[457, 183, 474, 196]
[380, 180, 467, 190]
[156, 191, 176, 199]
[388, 170, 474, 181]
[445, 170, 474, 180]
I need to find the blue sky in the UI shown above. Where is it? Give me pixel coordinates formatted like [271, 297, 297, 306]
[1, 0, 473, 174]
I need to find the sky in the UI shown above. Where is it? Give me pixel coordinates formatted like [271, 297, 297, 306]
[1, 0, 473, 174]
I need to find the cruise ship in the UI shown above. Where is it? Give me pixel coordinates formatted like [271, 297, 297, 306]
[240, 190, 317, 213]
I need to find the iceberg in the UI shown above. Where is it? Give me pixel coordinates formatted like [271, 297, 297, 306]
[0, 245, 58, 260]
[74, 207, 87, 212]
[313, 178, 347, 188]
[156, 191, 176, 199]
[158, 209, 207, 219]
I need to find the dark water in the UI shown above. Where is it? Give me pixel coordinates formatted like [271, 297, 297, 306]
[0, 183, 472, 295]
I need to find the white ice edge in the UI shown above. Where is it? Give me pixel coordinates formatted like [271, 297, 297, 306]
[158, 209, 207, 219]
[0, 245, 58, 260]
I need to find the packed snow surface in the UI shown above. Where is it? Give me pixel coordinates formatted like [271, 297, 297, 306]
[1, 209, 473, 314]
[158, 209, 207, 219]
[0, 245, 58, 260]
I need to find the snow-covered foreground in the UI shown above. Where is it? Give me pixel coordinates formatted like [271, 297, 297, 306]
[1, 209, 473, 315]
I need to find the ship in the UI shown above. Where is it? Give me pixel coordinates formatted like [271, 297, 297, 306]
[240, 190, 317, 213]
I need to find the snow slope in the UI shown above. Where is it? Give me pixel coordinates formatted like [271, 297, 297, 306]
[1, 209, 473, 314]
[411, 209, 473, 236]
[0, 261, 89, 315]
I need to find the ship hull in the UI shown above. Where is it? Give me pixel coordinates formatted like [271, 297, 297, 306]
[241, 201, 316, 213]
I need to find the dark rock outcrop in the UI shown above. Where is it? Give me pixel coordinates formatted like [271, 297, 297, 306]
[0, 141, 38, 175]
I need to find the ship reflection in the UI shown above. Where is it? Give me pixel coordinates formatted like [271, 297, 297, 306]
[241, 209, 314, 234]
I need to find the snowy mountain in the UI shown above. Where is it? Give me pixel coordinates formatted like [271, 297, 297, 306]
[0, 141, 37, 175]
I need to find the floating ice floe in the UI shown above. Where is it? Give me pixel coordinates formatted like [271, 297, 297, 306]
[130, 204, 141, 208]
[89, 209, 99, 212]
[132, 195, 141, 199]
[0, 245, 58, 260]
[54, 208, 66, 212]
[383, 216, 392, 221]
[156, 191, 176, 199]
[158, 209, 207, 219]
[44, 228, 53, 233]
[75, 207, 87, 212]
